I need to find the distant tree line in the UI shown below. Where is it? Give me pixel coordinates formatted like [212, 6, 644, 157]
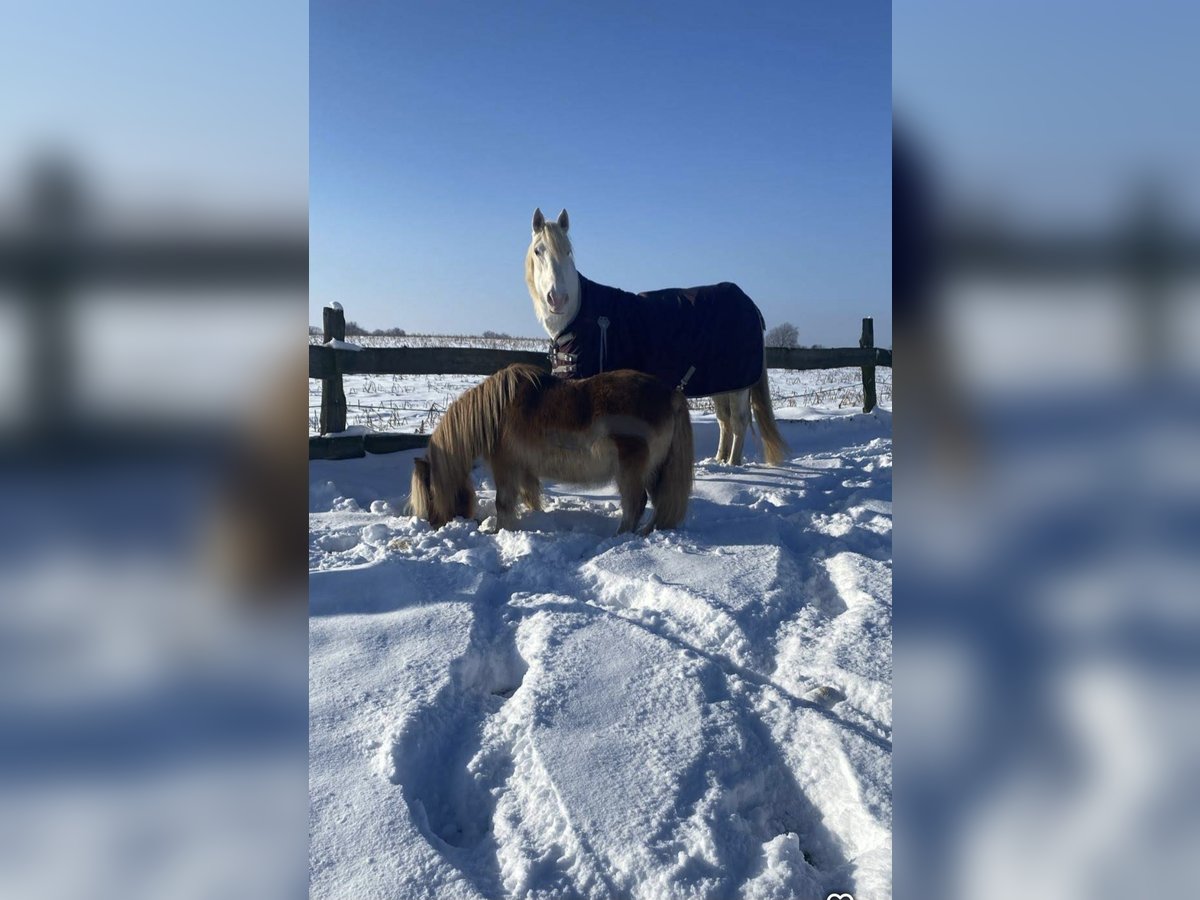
[765, 322, 823, 349]
[309, 324, 516, 339]
[347, 322, 407, 337]
[309, 322, 407, 337]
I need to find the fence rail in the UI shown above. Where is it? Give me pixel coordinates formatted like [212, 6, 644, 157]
[0, 157, 306, 449]
[309, 305, 892, 460]
[307, 345, 550, 379]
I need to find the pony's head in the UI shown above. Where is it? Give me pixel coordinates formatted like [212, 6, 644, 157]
[407, 453, 475, 530]
[526, 208, 580, 336]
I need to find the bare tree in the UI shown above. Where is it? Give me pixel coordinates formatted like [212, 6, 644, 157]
[765, 322, 799, 348]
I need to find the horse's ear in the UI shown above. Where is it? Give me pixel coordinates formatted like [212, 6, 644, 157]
[556, 209, 569, 232]
[532, 208, 545, 233]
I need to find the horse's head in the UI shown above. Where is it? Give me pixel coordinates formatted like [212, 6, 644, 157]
[408, 454, 475, 530]
[526, 208, 580, 336]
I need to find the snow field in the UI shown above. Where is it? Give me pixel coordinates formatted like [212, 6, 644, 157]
[307, 335, 892, 436]
[310, 406, 891, 899]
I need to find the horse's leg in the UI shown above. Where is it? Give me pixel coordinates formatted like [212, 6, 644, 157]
[727, 389, 752, 465]
[493, 459, 521, 530]
[612, 436, 650, 533]
[520, 469, 542, 512]
[714, 393, 733, 463]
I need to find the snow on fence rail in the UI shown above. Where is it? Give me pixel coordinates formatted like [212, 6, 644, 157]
[309, 304, 893, 460]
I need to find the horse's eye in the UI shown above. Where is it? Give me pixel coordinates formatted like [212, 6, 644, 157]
[535, 245, 544, 256]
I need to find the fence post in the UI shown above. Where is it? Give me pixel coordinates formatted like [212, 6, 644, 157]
[27, 157, 81, 438]
[859, 317, 876, 413]
[320, 304, 347, 434]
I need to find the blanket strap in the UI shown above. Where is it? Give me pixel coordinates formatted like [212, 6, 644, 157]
[597, 317, 610, 372]
[676, 365, 696, 393]
[551, 332, 577, 378]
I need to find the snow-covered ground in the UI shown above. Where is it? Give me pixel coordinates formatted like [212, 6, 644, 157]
[310, 373, 891, 899]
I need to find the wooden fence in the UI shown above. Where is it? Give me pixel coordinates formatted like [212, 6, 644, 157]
[0, 156, 306, 455]
[309, 305, 893, 460]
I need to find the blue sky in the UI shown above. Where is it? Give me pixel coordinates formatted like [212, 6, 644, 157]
[895, 1, 1200, 223]
[311, 1, 891, 345]
[2, 1, 307, 209]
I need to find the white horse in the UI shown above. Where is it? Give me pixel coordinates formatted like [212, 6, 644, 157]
[525, 208, 786, 465]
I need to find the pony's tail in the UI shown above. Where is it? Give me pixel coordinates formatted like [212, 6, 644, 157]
[649, 391, 694, 530]
[751, 365, 788, 466]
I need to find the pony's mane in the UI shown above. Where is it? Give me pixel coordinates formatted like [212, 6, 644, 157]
[525, 221, 574, 298]
[430, 364, 546, 470]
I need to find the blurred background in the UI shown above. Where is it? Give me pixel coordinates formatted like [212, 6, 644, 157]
[0, 3, 307, 899]
[5, 2, 1199, 898]
[895, 2, 1200, 899]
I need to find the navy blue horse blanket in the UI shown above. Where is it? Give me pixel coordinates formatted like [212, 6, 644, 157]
[550, 274, 766, 398]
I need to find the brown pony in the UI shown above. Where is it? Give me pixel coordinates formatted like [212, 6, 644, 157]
[407, 364, 693, 534]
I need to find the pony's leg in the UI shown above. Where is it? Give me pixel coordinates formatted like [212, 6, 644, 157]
[616, 477, 649, 534]
[519, 470, 542, 512]
[612, 436, 650, 533]
[493, 462, 522, 530]
[714, 393, 733, 463]
[726, 389, 752, 465]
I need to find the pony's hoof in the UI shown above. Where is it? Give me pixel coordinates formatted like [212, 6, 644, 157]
[480, 516, 499, 534]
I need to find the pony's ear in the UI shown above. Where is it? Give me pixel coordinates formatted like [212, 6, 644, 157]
[556, 209, 569, 232]
[532, 208, 545, 233]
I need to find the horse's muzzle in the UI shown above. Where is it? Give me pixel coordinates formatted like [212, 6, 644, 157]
[547, 290, 567, 313]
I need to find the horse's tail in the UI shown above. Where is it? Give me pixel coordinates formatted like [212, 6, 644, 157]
[751, 363, 788, 466]
[649, 391, 694, 530]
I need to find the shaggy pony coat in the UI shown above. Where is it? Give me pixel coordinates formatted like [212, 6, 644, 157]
[408, 364, 693, 534]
